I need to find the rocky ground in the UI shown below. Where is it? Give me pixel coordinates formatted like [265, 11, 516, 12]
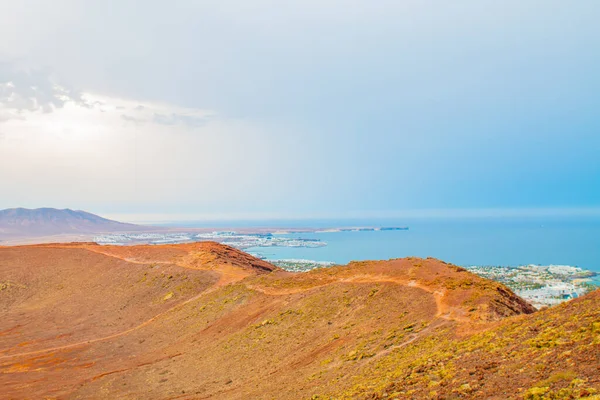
[0, 242, 598, 399]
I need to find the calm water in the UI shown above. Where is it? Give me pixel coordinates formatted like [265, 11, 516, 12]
[237, 217, 600, 273]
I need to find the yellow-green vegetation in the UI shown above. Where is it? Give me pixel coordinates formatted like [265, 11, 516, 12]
[315, 291, 600, 399]
[0, 281, 26, 291]
[524, 377, 598, 400]
[2, 244, 597, 400]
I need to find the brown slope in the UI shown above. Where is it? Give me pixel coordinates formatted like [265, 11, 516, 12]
[0, 243, 274, 359]
[0, 243, 596, 400]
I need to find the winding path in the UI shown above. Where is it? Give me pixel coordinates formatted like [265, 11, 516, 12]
[0, 262, 247, 361]
[1, 247, 462, 362]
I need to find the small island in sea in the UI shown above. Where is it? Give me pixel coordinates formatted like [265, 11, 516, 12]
[315, 226, 408, 233]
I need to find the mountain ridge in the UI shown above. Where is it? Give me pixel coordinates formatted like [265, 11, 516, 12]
[1, 242, 597, 399]
[0, 207, 146, 239]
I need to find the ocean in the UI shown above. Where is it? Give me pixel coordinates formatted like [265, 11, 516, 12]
[232, 216, 600, 274]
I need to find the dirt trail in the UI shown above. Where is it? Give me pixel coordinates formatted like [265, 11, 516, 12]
[0, 263, 247, 361]
[1, 271, 454, 361]
[246, 274, 466, 323]
[0, 251, 464, 362]
[365, 317, 450, 364]
[79, 246, 180, 266]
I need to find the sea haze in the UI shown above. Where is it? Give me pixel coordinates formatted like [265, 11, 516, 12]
[214, 216, 600, 273]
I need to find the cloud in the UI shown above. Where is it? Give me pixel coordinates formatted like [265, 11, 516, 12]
[120, 114, 144, 124]
[0, 1, 598, 216]
[0, 90, 323, 216]
[152, 112, 211, 128]
[0, 65, 84, 121]
[85, 94, 216, 128]
[0, 66, 216, 130]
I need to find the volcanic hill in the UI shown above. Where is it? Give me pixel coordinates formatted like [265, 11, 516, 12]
[0, 242, 598, 399]
[0, 208, 146, 242]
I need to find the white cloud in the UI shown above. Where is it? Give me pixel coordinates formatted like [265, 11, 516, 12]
[0, 87, 330, 215]
[0, 65, 86, 122]
[79, 93, 216, 128]
[0, 1, 598, 216]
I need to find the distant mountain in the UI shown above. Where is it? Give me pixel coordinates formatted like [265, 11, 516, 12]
[0, 208, 145, 239]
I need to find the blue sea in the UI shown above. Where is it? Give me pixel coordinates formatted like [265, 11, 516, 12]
[227, 216, 600, 275]
[168, 216, 600, 277]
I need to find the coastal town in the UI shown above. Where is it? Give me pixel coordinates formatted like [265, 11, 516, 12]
[465, 264, 598, 308]
[94, 231, 326, 249]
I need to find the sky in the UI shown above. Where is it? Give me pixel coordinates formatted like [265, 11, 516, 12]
[0, 0, 599, 222]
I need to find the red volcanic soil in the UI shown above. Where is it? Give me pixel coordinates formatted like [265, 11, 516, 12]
[0, 242, 598, 399]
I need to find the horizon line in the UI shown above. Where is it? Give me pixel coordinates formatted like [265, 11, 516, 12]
[102, 207, 600, 224]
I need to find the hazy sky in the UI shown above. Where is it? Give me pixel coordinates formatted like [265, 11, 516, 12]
[0, 1, 599, 222]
